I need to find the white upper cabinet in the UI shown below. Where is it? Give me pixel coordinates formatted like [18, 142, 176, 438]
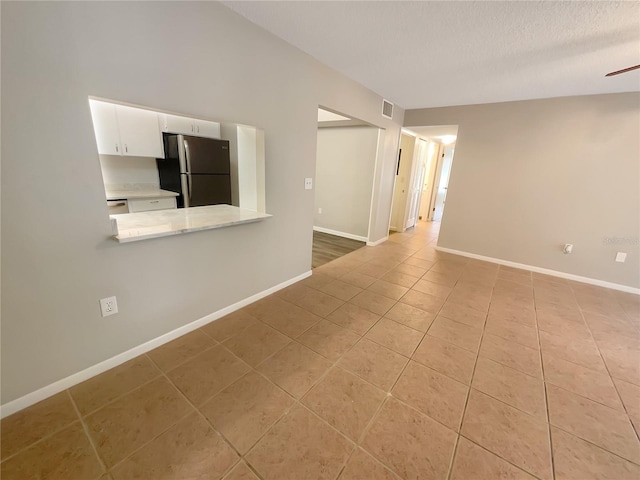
[160, 113, 195, 136]
[115, 105, 164, 158]
[90, 99, 221, 159]
[89, 99, 164, 158]
[159, 113, 221, 139]
[89, 100, 121, 156]
[194, 119, 221, 139]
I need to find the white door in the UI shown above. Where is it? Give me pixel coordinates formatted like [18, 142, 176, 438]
[390, 134, 415, 231]
[418, 141, 438, 221]
[405, 139, 427, 228]
[432, 145, 454, 221]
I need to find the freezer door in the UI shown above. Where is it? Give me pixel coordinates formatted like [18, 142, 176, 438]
[182, 174, 232, 207]
[182, 136, 230, 174]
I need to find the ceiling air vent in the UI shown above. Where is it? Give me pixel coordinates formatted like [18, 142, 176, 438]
[382, 99, 394, 119]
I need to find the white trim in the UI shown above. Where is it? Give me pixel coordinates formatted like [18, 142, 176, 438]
[367, 235, 389, 247]
[0, 270, 312, 419]
[435, 246, 640, 295]
[313, 226, 367, 243]
[367, 128, 386, 244]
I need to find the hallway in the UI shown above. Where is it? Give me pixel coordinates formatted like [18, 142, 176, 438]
[2, 222, 639, 479]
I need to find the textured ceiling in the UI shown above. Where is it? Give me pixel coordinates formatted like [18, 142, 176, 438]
[222, 1, 640, 109]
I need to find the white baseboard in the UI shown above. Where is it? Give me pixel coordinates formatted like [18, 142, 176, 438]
[0, 270, 312, 419]
[313, 226, 368, 243]
[367, 235, 389, 247]
[435, 246, 640, 295]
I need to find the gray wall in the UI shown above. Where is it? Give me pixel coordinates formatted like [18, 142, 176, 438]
[314, 127, 379, 238]
[1, 2, 404, 404]
[405, 93, 640, 288]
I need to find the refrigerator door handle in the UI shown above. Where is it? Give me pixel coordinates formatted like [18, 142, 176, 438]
[181, 174, 191, 208]
[176, 135, 188, 174]
[184, 139, 193, 174]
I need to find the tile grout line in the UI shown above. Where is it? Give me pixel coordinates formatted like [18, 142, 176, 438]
[141, 367, 250, 478]
[0, 411, 81, 465]
[350, 395, 404, 478]
[140, 349, 264, 475]
[65, 389, 108, 477]
[545, 422, 640, 468]
[533, 288, 556, 480]
[214, 279, 406, 478]
[0, 366, 165, 467]
[537, 282, 640, 468]
[378, 255, 463, 398]
[445, 274, 490, 480]
[456, 432, 546, 480]
[290, 243, 455, 479]
[567, 283, 640, 446]
[196, 254, 444, 477]
[102, 354, 219, 473]
[10, 224, 635, 479]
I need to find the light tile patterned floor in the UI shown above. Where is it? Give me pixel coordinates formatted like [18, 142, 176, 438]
[2, 222, 640, 479]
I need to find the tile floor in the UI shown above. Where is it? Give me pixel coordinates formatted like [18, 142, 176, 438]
[2, 222, 640, 479]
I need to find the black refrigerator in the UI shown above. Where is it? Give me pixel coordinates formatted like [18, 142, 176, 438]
[157, 134, 232, 208]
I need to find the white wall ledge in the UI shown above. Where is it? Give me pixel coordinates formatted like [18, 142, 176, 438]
[110, 204, 271, 243]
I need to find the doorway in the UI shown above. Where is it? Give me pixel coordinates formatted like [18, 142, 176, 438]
[390, 126, 457, 232]
[405, 138, 427, 228]
[432, 144, 455, 221]
[389, 133, 416, 232]
[418, 141, 439, 221]
[312, 107, 384, 267]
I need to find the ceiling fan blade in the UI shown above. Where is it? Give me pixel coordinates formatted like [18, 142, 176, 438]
[605, 64, 640, 77]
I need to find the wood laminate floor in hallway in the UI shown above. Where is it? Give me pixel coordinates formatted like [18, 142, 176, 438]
[2, 221, 640, 480]
[312, 231, 366, 269]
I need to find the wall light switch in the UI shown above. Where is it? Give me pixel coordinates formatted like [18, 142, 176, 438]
[305, 178, 313, 190]
[318, 207, 322, 214]
[615, 252, 627, 263]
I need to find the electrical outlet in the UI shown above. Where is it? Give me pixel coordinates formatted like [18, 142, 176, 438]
[305, 178, 313, 190]
[100, 296, 118, 317]
[615, 252, 627, 263]
[318, 207, 322, 214]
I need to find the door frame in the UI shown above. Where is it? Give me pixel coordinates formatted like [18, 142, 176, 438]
[405, 138, 428, 229]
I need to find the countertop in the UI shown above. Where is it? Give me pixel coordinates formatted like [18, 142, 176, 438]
[104, 184, 179, 201]
[110, 204, 271, 243]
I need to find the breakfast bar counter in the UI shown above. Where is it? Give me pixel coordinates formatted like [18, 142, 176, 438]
[110, 205, 271, 243]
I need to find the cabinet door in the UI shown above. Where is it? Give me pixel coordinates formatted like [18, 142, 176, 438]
[194, 119, 221, 139]
[89, 99, 122, 155]
[162, 113, 196, 135]
[116, 105, 164, 158]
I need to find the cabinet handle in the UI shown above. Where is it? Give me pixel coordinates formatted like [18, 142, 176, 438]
[125, 144, 128, 153]
[196, 125, 200, 133]
[115, 144, 119, 152]
[150, 200, 159, 203]
[191, 124, 194, 133]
